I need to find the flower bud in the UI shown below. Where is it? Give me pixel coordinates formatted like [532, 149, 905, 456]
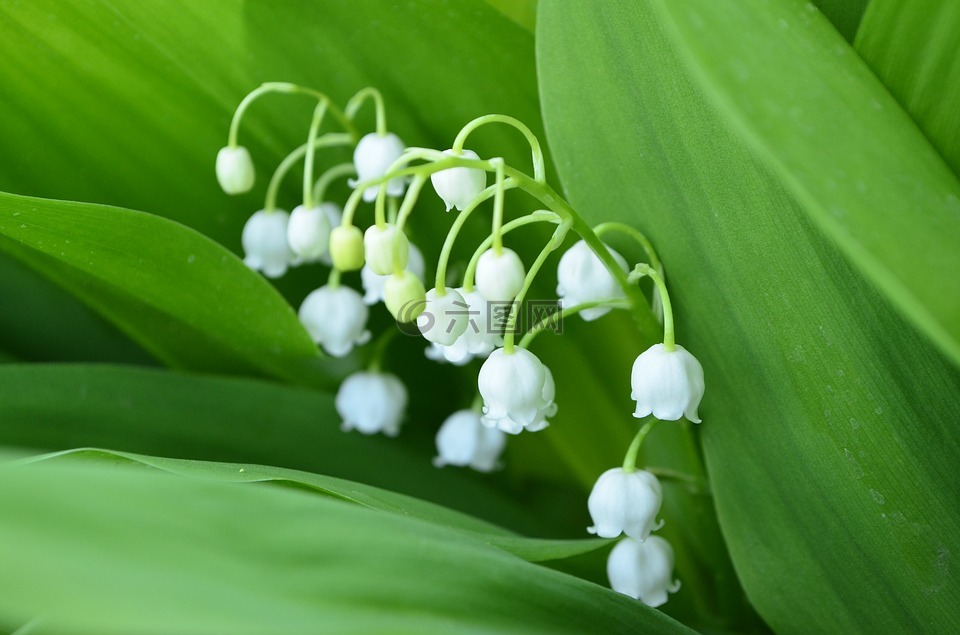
[433, 409, 506, 472]
[418, 287, 469, 346]
[216, 145, 255, 194]
[607, 536, 680, 607]
[350, 132, 407, 202]
[241, 209, 295, 278]
[476, 247, 525, 302]
[557, 240, 628, 321]
[364, 223, 409, 275]
[336, 371, 407, 436]
[298, 285, 370, 357]
[287, 203, 332, 263]
[587, 468, 663, 540]
[430, 149, 486, 212]
[362, 243, 425, 305]
[384, 271, 426, 322]
[329, 225, 365, 271]
[631, 343, 704, 423]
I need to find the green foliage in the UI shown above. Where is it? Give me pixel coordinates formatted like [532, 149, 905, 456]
[0, 458, 692, 635]
[538, 0, 960, 632]
[0, 0, 958, 632]
[0, 191, 329, 385]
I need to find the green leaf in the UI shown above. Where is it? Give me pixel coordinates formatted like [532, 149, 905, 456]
[651, 0, 960, 367]
[810, 0, 869, 42]
[855, 0, 960, 178]
[485, 0, 538, 32]
[0, 364, 544, 533]
[0, 0, 546, 258]
[0, 251, 154, 364]
[538, 0, 960, 632]
[0, 191, 332, 386]
[24, 448, 608, 564]
[0, 459, 693, 635]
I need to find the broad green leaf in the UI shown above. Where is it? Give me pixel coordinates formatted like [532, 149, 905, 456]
[0, 251, 154, 364]
[24, 448, 609, 563]
[0, 191, 332, 386]
[485, 0, 537, 32]
[0, 0, 547, 266]
[810, 0, 869, 42]
[0, 459, 693, 635]
[855, 1, 960, 178]
[0, 364, 547, 533]
[651, 0, 960, 367]
[538, 1, 960, 632]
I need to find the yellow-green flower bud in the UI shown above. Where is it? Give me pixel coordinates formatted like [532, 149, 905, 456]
[384, 271, 426, 322]
[330, 225, 365, 271]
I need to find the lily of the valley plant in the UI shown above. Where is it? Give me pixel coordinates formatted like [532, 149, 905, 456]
[217, 82, 707, 605]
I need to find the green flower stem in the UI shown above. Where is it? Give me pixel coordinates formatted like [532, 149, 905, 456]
[302, 100, 329, 209]
[345, 87, 388, 136]
[593, 221, 662, 272]
[505, 169, 660, 337]
[327, 267, 342, 290]
[631, 263, 675, 350]
[463, 211, 561, 292]
[451, 114, 546, 183]
[502, 220, 571, 354]
[312, 163, 356, 203]
[517, 298, 631, 348]
[622, 418, 660, 473]
[339, 185, 367, 228]
[366, 327, 397, 373]
[265, 133, 354, 212]
[393, 175, 428, 274]
[435, 178, 520, 292]
[229, 82, 357, 147]
[338, 156, 660, 339]
[387, 196, 399, 224]
[491, 158, 506, 254]
[342, 154, 495, 226]
[374, 183, 388, 227]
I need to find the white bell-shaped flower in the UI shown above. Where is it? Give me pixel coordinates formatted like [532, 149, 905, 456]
[557, 240, 629, 321]
[433, 409, 506, 472]
[350, 132, 407, 202]
[476, 247, 525, 302]
[216, 145, 255, 194]
[425, 289, 502, 365]
[631, 343, 704, 423]
[524, 366, 558, 433]
[362, 243, 424, 305]
[335, 371, 407, 436]
[418, 287, 469, 346]
[607, 536, 681, 607]
[430, 149, 487, 212]
[298, 285, 371, 357]
[587, 468, 663, 540]
[241, 209, 295, 278]
[287, 203, 333, 263]
[479, 348, 557, 434]
[364, 223, 409, 276]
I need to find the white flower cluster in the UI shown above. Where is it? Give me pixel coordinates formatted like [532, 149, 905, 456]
[218, 85, 708, 608]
